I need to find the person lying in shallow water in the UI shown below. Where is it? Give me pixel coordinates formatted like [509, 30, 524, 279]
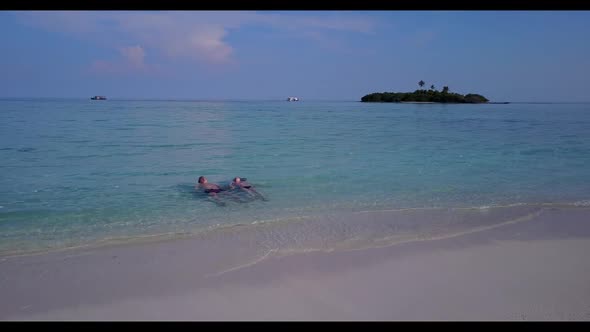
[196, 176, 223, 193]
[229, 177, 267, 201]
[196, 176, 235, 206]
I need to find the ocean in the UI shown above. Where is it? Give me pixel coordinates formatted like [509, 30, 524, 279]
[1, 99, 589, 256]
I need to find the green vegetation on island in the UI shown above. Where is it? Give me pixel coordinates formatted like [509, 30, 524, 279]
[361, 80, 489, 104]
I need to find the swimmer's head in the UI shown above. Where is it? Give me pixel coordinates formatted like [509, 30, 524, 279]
[198, 176, 207, 184]
[233, 177, 241, 183]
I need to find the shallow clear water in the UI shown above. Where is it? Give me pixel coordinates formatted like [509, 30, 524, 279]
[1, 99, 589, 254]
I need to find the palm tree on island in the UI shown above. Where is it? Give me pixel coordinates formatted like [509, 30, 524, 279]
[418, 80, 425, 89]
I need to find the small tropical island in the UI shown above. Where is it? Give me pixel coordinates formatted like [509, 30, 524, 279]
[361, 80, 491, 104]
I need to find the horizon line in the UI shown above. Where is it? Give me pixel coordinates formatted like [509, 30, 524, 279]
[1, 97, 590, 104]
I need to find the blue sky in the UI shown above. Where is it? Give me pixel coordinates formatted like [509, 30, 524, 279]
[1, 11, 589, 101]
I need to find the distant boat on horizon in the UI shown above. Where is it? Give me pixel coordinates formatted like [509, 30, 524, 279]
[91, 96, 107, 100]
[287, 97, 299, 101]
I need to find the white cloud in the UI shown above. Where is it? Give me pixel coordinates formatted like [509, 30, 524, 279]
[89, 46, 165, 77]
[120, 45, 145, 68]
[14, 11, 376, 66]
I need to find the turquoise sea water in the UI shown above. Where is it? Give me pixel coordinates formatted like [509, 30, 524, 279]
[1, 99, 589, 255]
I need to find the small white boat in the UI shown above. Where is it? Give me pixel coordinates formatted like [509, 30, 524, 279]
[287, 97, 299, 101]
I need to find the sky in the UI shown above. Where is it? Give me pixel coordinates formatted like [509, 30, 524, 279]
[0, 11, 589, 102]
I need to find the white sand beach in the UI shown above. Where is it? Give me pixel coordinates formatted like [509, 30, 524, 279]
[1, 207, 590, 321]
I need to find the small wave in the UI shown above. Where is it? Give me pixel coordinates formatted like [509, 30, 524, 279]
[130, 143, 202, 149]
[65, 140, 93, 144]
[520, 148, 554, 155]
[91, 144, 121, 148]
[58, 154, 102, 160]
[126, 124, 162, 128]
[205, 248, 278, 278]
[209, 207, 549, 277]
[110, 152, 146, 157]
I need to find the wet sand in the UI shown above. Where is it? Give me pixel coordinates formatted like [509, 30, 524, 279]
[1, 207, 590, 320]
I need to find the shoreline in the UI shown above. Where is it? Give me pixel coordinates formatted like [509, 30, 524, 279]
[1, 200, 588, 260]
[1, 201, 584, 260]
[1, 205, 590, 320]
[399, 101, 436, 104]
[363, 101, 510, 104]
